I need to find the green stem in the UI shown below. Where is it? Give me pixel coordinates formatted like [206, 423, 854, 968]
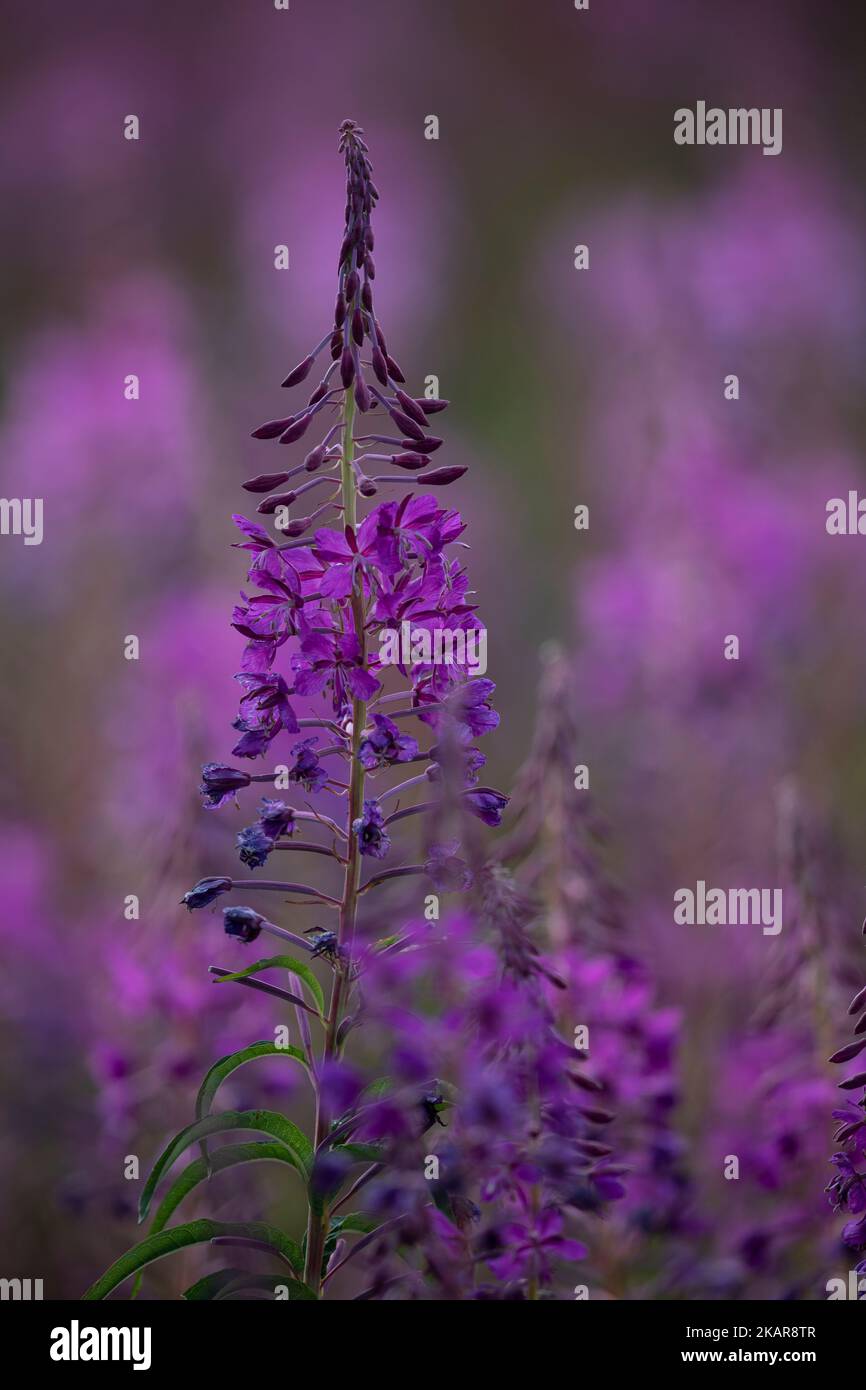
[303, 388, 367, 1295]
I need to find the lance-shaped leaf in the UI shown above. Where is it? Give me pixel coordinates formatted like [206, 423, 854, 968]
[83, 1219, 305, 1301]
[213, 956, 325, 1018]
[150, 1142, 303, 1237]
[194, 1038, 311, 1177]
[139, 1110, 313, 1222]
[196, 1041, 310, 1129]
[131, 1140, 304, 1300]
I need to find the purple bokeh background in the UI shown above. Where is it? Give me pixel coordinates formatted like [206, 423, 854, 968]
[1, 0, 865, 1296]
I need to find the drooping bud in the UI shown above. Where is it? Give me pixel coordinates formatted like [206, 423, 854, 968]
[304, 444, 327, 471]
[242, 471, 292, 493]
[251, 416, 294, 440]
[280, 414, 313, 445]
[416, 465, 468, 486]
[390, 452, 431, 470]
[281, 355, 315, 389]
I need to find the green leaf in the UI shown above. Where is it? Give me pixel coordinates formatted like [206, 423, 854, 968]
[329, 1211, 381, 1236]
[148, 1142, 303, 1236]
[139, 1110, 313, 1222]
[362, 1076, 393, 1100]
[195, 1042, 309, 1128]
[83, 1219, 304, 1301]
[213, 957, 325, 1017]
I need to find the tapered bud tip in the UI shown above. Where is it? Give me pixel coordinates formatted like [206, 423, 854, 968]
[371, 345, 389, 386]
[417, 465, 467, 486]
[257, 491, 295, 514]
[849, 985, 866, 1015]
[281, 354, 315, 389]
[251, 417, 293, 440]
[242, 471, 291, 493]
[279, 413, 312, 444]
[390, 409, 424, 441]
[828, 1038, 866, 1064]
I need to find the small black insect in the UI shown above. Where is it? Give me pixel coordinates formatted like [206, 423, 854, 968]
[305, 928, 342, 963]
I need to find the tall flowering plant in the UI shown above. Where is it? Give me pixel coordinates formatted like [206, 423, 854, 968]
[827, 960, 866, 1282]
[85, 120, 507, 1301]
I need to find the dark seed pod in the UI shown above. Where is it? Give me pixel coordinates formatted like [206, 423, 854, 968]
[334, 292, 346, 328]
[330, 329, 343, 360]
[351, 308, 365, 346]
[386, 354, 405, 383]
[307, 381, 329, 406]
[361, 281, 373, 311]
[345, 269, 359, 301]
[354, 377, 371, 412]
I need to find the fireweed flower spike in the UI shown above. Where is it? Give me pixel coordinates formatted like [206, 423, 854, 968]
[827, 967, 866, 1268]
[85, 121, 507, 1303]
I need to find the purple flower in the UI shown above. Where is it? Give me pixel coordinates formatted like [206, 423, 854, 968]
[237, 824, 273, 868]
[425, 840, 473, 892]
[285, 738, 329, 793]
[292, 630, 380, 711]
[358, 713, 419, 770]
[181, 876, 232, 911]
[352, 798, 391, 859]
[199, 763, 252, 808]
[465, 788, 509, 827]
[487, 1208, 588, 1285]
